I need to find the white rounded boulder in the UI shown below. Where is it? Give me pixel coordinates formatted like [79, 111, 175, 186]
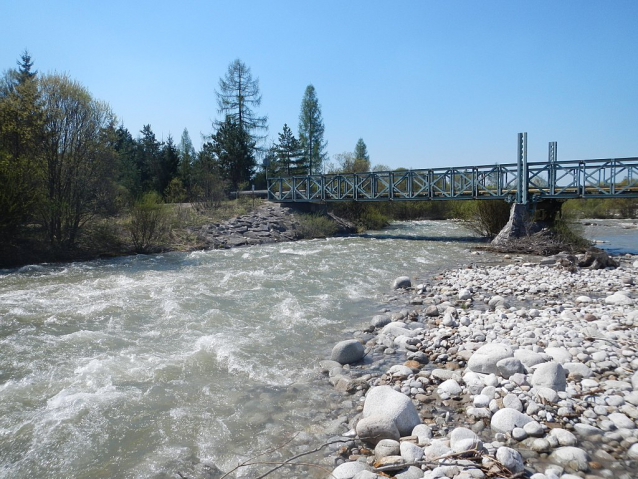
[361, 385, 421, 437]
[467, 343, 514, 375]
[532, 362, 567, 392]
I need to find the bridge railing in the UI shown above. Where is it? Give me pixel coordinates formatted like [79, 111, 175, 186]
[267, 157, 638, 204]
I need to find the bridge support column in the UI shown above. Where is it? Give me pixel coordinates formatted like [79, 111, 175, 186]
[492, 200, 563, 245]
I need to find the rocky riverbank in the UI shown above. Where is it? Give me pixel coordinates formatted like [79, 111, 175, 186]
[321, 251, 638, 479]
[192, 202, 356, 249]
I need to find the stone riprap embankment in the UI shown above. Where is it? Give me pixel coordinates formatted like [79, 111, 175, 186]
[193, 203, 355, 249]
[322, 253, 638, 479]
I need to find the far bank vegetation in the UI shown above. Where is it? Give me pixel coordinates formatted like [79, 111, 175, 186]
[2, 53, 635, 268]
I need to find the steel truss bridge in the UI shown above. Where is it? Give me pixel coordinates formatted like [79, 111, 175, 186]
[267, 134, 638, 207]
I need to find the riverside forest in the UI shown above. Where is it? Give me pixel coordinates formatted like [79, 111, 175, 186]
[1, 52, 637, 269]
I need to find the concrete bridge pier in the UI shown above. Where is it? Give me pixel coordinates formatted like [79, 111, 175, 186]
[492, 199, 563, 245]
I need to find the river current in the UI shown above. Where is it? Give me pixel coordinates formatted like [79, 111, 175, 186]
[0, 220, 634, 478]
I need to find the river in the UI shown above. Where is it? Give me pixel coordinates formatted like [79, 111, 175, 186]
[0, 219, 634, 478]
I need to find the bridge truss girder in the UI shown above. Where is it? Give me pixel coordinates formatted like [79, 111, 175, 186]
[267, 158, 638, 205]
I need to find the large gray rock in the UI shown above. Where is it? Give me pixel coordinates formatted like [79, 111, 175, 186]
[491, 408, 533, 434]
[550, 428, 577, 446]
[400, 441, 424, 463]
[573, 423, 603, 438]
[375, 439, 400, 460]
[463, 371, 486, 394]
[331, 339, 365, 365]
[514, 349, 546, 369]
[380, 323, 418, 338]
[496, 447, 524, 474]
[371, 314, 391, 329]
[392, 276, 412, 290]
[332, 461, 372, 479]
[423, 439, 453, 461]
[412, 424, 433, 444]
[393, 466, 423, 479]
[548, 446, 590, 472]
[487, 295, 511, 310]
[356, 414, 400, 445]
[605, 292, 633, 306]
[437, 379, 462, 396]
[531, 362, 566, 392]
[632, 370, 638, 390]
[450, 427, 481, 453]
[467, 343, 514, 375]
[563, 362, 592, 379]
[497, 357, 526, 377]
[608, 412, 635, 429]
[544, 347, 572, 364]
[362, 386, 421, 437]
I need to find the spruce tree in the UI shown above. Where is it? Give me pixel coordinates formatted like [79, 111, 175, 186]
[114, 125, 142, 198]
[298, 84, 327, 175]
[275, 123, 302, 176]
[178, 128, 196, 196]
[211, 116, 256, 191]
[138, 125, 162, 194]
[353, 138, 371, 172]
[0, 51, 45, 237]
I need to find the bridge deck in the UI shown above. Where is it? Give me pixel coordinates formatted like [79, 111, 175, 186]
[267, 157, 638, 204]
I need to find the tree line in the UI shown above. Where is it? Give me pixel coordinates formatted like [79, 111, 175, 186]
[0, 53, 374, 250]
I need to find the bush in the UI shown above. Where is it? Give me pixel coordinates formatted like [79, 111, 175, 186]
[358, 206, 389, 231]
[454, 200, 511, 238]
[127, 192, 169, 253]
[551, 213, 591, 251]
[297, 214, 338, 239]
[328, 203, 389, 232]
[164, 178, 187, 204]
[78, 220, 124, 253]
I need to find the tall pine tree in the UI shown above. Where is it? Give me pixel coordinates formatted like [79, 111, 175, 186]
[216, 59, 267, 147]
[275, 123, 302, 176]
[353, 138, 371, 172]
[298, 84, 327, 175]
[211, 116, 256, 191]
[0, 51, 45, 236]
[178, 128, 195, 196]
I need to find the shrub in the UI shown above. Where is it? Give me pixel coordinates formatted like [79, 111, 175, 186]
[127, 192, 169, 253]
[551, 213, 591, 251]
[358, 206, 389, 231]
[297, 214, 338, 239]
[164, 178, 187, 204]
[454, 200, 511, 238]
[328, 203, 389, 232]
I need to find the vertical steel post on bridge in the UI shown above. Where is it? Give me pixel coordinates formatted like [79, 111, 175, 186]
[516, 132, 528, 205]
[549, 141, 557, 196]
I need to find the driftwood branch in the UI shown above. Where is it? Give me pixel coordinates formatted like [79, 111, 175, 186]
[374, 447, 524, 478]
[219, 433, 348, 479]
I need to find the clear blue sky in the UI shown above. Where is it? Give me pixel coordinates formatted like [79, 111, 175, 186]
[2, 0, 637, 170]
